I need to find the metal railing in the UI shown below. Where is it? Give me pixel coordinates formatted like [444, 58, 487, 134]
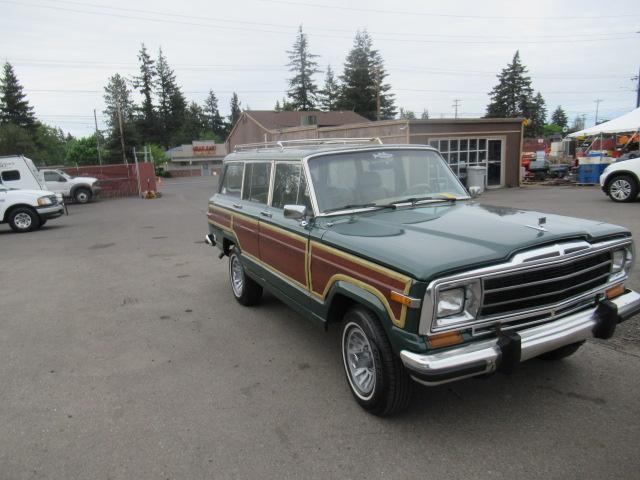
[234, 137, 383, 153]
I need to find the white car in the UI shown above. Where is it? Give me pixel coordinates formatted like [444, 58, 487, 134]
[600, 157, 640, 202]
[41, 169, 101, 204]
[0, 183, 64, 232]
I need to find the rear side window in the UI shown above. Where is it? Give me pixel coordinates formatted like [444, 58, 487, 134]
[1, 170, 20, 181]
[220, 163, 243, 197]
[242, 163, 271, 204]
[272, 163, 312, 211]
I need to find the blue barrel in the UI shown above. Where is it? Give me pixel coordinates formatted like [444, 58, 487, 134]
[578, 164, 607, 184]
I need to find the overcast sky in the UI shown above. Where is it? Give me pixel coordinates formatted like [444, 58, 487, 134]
[1, 0, 639, 137]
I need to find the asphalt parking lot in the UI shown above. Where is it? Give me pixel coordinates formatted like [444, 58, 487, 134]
[1, 179, 639, 480]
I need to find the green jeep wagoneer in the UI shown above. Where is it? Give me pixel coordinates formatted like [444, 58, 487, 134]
[206, 138, 640, 416]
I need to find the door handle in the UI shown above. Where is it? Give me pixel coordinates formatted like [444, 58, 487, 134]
[260, 210, 272, 218]
[232, 203, 243, 209]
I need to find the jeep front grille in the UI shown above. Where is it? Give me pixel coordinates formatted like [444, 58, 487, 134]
[480, 251, 613, 317]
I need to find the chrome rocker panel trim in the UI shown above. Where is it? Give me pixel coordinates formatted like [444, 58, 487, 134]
[402, 289, 640, 386]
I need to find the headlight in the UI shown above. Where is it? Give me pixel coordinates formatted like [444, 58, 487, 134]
[37, 196, 53, 206]
[610, 245, 634, 280]
[437, 288, 465, 317]
[434, 279, 482, 329]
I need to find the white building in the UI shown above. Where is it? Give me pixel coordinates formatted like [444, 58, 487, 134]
[166, 141, 226, 177]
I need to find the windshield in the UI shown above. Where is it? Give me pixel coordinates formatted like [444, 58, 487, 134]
[307, 149, 468, 213]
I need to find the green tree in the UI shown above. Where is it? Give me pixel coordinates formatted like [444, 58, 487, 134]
[338, 30, 395, 120]
[103, 73, 138, 162]
[527, 92, 547, 137]
[543, 124, 563, 136]
[286, 26, 320, 111]
[551, 105, 568, 128]
[274, 99, 282, 112]
[203, 90, 225, 138]
[0, 122, 69, 165]
[398, 108, 416, 120]
[486, 51, 534, 118]
[65, 134, 103, 166]
[146, 144, 169, 166]
[155, 48, 186, 146]
[0, 122, 36, 157]
[133, 43, 158, 143]
[228, 92, 242, 130]
[181, 101, 206, 142]
[318, 65, 340, 111]
[0, 62, 35, 129]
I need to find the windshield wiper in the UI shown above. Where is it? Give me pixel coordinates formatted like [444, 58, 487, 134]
[393, 195, 458, 206]
[323, 202, 397, 214]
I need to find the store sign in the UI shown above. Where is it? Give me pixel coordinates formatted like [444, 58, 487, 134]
[193, 141, 217, 156]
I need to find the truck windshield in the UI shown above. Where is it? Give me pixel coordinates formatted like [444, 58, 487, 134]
[307, 149, 469, 213]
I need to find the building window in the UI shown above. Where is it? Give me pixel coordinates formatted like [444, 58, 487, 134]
[429, 138, 489, 181]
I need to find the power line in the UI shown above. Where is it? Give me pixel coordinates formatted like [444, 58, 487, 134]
[3, 0, 639, 45]
[33, 0, 639, 39]
[256, 0, 640, 20]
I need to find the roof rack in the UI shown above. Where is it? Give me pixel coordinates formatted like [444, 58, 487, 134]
[234, 137, 383, 153]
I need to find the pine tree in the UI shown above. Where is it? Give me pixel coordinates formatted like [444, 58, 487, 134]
[338, 30, 395, 120]
[286, 26, 320, 111]
[133, 43, 157, 143]
[551, 105, 568, 128]
[318, 65, 340, 111]
[203, 90, 225, 138]
[486, 51, 534, 119]
[103, 73, 137, 162]
[155, 48, 186, 146]
[0, 62, 35, 128]
[526, 92, 547, 137]
[274, 99, 282, 112]
[181, 102, 206, 142]
[229, 92, 242, 127]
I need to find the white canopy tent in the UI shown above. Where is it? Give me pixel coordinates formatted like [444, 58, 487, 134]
[568, 107, 640, 137]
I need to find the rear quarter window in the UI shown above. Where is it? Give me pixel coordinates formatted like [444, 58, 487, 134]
[1, 170, 20, 181]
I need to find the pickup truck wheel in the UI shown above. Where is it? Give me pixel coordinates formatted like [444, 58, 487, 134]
[8, 207, 40, 233]
[74, 187, 91, 204]
[229, 251, 262, 306]
[607, 174, 638, 202]
[538, 341, 584, 361]
[340, 306, 412, 416]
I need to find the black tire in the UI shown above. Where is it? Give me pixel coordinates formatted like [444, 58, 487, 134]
[340, 306, 412, 416]
[228, 251, 262, 306]
[538, 341, 584, 361]
[607, 174, 638, 203]
[74, 187, 92, 204]
[8, 207, 40, 233]
[39, 219, 47, 227]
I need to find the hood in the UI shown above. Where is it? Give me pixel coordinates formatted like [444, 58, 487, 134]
[70, 176, 98, 184]
[319, 201, 629, 281]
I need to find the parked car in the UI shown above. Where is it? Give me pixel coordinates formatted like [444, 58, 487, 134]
[206, 139, 640, 415]
[41, 169, 101, 204]
[0, 155, 64, 204]
[600, 157, 640, 202]
[0, 183, 64, 232]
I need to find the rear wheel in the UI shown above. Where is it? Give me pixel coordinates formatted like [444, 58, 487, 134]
[8, 207, 40, 233]
[539, 341, 584, 361]
[607, 174, 638, 202]
[228, 251, 262, 306]
[340, 306, 411, 416]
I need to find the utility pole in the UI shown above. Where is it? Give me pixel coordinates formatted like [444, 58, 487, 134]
[633, 66, 640, 108]
[452, 99, 461, 119]
[93, 109, 102, 166]
[373, 66, 381, 121]
[115, 99, 127, 164]
[594, 99, 603, 125]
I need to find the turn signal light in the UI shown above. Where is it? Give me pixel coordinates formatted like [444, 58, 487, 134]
[428, 331, 463, 349]
[606, 284, 625, 300]
[390, 291, 421, 308]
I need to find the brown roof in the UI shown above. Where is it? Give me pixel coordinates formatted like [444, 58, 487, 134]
[246, 110, 369, 131]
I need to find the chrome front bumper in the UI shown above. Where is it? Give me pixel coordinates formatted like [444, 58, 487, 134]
[401, 289, 640, 386]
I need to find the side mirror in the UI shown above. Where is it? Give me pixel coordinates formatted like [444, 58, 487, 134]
[283, 204, 307, 220]
[469, 186, 482, 198]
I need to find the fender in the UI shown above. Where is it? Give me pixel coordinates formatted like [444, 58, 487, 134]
[69, 183, 92, 197]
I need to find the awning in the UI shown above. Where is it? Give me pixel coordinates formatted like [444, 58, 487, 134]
[568, 107, 640, 137]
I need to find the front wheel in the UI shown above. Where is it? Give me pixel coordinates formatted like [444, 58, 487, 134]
[607, 174, 638, 203]
[340, 306, 412, 416]
[228, 251, 262, 306]
[8, 207, 40, 233]
[74, 188, 92, 204]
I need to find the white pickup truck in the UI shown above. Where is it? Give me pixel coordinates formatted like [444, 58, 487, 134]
[0, 183, 64, 232]
[41, 169, 101, 204]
